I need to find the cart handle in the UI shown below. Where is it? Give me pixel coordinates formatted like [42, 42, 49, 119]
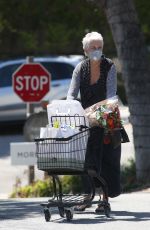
[34, 127, 89, 142]
[35, 136, 72, 142]
[79, 125, 89, 131]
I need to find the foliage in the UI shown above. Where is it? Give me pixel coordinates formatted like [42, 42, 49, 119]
[10, 159, 148, 198]
[61, 175, 82, 194]
[0, 0, 149, 59]
[10, 178, 54, 198]
[121, 158, 141, 192]
[10, 175, 82, 198]
[121, 158, 149, 192]
[134, 0, 150, 45]
[0, 0, 112, 58]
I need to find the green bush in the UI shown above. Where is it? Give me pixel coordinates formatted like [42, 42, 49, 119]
[11, 159, 149, 198]
[10, 178, 54, 198]
[61, 175, 82, 194]
[121, 158, 141, 192]
[10, 175, 82, 198]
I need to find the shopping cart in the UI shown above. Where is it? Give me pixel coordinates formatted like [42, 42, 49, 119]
[35, 115, 110, 221]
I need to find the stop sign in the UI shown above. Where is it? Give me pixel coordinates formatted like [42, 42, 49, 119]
[13, 63, 51, 102]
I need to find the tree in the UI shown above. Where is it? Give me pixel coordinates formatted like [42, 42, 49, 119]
[90, 0, 150, 182]
[0, 0, 113, 58]
[0, 0, 149, 58]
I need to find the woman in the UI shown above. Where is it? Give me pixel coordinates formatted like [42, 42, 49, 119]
[67, 31, 121, 212]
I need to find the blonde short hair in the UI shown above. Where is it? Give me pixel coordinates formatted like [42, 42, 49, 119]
[82, 31, 104, 50]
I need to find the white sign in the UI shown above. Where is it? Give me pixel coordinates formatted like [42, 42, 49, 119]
[15, 75, 49, 91]
[10, 142, 37, 165]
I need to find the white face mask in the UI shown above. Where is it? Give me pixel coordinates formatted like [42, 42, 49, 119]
[88, 49, 102, 61]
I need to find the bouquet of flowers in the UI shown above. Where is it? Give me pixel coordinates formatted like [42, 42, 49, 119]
[85, 96, 123, 144]
[85, 96, 122, 128]
[95, 98, 122, 131]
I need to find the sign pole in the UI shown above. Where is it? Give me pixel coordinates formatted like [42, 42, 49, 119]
[26, 56, 35, 184]
[12, 56, 51, 184]
[26, 56, 34, 116]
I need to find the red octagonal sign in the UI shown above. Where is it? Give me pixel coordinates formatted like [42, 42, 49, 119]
[13, 63, 51, 102]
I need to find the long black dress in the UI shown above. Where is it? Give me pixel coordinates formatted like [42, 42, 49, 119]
[80, 57, 121, 198]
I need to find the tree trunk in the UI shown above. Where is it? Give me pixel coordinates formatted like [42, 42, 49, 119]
[93, 0, 150, 182]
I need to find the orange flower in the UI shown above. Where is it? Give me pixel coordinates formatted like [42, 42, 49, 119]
[107, 117, 115, 129]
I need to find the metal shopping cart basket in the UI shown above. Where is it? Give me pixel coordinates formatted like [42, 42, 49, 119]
[35, 115, 110, 221]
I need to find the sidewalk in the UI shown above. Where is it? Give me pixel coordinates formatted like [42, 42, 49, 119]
[0, 192, 150, 230]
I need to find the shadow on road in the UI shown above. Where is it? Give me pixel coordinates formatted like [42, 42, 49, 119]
[54, 210, 150, 224]
[0, 200, 42, 220]
[0, 200, 150, 223]
[110, 210, 150, 222]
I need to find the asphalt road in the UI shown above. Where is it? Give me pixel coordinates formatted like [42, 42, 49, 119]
[0, 192, 150, 230]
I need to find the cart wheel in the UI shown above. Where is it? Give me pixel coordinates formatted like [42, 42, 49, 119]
[104, 204, 111, 218]
[58, 207, 65, 217]
[44, 208, 51, 222]
[65, 209, 73, 221]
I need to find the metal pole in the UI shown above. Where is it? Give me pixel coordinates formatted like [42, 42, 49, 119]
[26, 56, 34, 117]
[26, 56, 35, 184]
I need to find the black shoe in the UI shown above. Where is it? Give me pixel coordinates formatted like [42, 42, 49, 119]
[95, 202, 111, 213]
[74, 203, 92, 211]
[74, 195, 92, 211]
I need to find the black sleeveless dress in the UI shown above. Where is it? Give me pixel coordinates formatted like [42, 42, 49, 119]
[80, 57, 121, 198]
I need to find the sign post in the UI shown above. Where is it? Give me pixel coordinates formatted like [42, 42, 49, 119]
[12, 56, 51, 184]
[26, 57, 34, 184]
[26, 56, 34, 118]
